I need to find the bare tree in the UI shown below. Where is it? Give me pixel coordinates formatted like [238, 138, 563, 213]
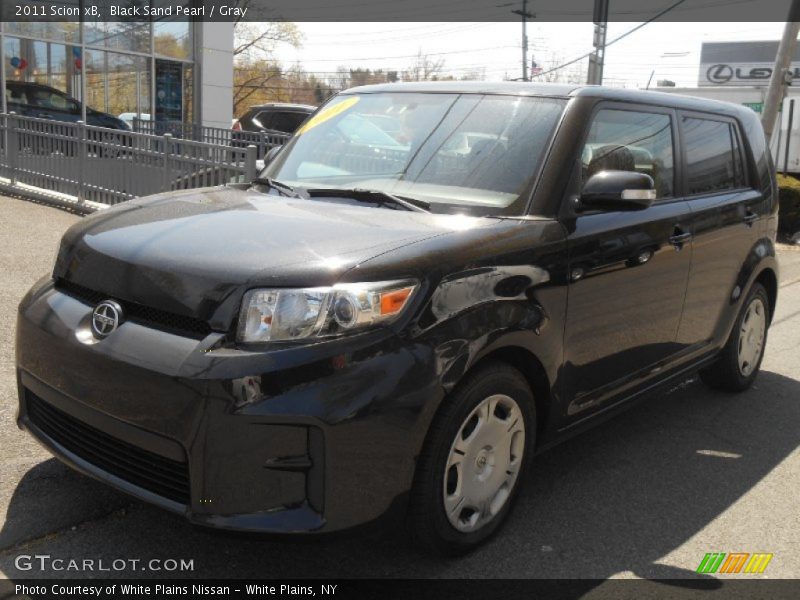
[232, 21, 303, 115]
[234, 21, 302, 60]
[530, 52, 586, 84]
[402, 50, 446, 82]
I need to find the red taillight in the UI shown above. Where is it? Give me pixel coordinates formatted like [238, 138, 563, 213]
[232, 120, 242, 131]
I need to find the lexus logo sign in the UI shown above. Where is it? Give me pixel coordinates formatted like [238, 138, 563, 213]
[706, 64, 734, 84]
[91, 300, 124, 338]
[700, 62, 800, 86]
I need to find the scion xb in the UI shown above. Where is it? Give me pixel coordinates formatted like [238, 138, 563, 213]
[16, 83, 778, 555]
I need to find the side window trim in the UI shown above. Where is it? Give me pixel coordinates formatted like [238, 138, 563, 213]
[677, 110, 750, 198]
[577, 101, 680, 204]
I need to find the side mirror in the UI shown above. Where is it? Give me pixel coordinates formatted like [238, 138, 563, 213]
[580, 170, 656, 211]
[264, 144, 283, 164]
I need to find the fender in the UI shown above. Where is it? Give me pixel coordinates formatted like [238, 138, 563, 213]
[713, 236, 779, 348]
[411, 263, 567, 442]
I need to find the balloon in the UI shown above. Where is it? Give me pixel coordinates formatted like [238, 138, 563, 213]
[74, 58, 82, 70]
[72, 46, 81, 58]
[10, 57, 19, 68]
[18, 58, 27, 70]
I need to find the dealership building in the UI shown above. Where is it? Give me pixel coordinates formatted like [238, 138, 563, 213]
[0, 19, 234, 129]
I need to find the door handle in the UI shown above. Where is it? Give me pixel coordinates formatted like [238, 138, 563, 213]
[669, 228, 692, 249]
[743, 210, 759, 227]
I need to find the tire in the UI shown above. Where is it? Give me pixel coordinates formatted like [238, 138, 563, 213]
[409, 361, 536, 556]
[700, 282, 770, 393]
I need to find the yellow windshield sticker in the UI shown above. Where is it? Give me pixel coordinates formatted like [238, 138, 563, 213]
[297, 96, 359, 134]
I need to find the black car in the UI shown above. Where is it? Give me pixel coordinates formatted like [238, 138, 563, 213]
[233, 102, 315, 136]
[6, 81, 129, 130]
[231, 103, 315, 158]
[16, 83, 778, 555]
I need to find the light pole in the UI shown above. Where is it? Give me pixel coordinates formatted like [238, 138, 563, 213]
[498, 1, 535, 81]
[512, 0, 535, 81]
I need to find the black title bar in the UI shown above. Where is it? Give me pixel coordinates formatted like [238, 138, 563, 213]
[0, 0, 797, 23]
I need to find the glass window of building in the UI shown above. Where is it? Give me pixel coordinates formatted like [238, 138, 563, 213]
[4, 21, 80, 45]
[154, 21, 192, 60]
[2, 16, 195, 124]
[85, 21, 151, 54]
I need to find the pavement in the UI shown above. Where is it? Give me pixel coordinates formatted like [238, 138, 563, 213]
[1, 195, 799, 581]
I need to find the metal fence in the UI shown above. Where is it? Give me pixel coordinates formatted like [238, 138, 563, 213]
[132, 118, 290, 159]
[0, 113, 261, 210]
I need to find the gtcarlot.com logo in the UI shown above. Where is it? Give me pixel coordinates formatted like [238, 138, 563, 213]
[697, 552, 773, 574]
[15, 554, 194, 572]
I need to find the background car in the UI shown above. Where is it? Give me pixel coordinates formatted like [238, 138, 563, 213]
[232, 102, 316, 136]
[118, 112, 152, 129]
[5, 81, 129, 130]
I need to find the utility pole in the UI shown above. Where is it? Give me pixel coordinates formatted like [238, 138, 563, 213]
[512, 0, 535, 81]
[587, 0, 610, 85]
[762, 0, 800, 146]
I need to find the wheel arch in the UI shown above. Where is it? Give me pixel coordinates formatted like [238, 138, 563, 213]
[463, 345, 552, 446]
[754, 267, 778, 324]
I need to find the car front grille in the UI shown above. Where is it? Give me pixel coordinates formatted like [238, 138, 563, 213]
[26, 391, 191, 505]
[55, 278, 213, 338]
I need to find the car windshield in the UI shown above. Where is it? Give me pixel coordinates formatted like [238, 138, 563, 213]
[260, 92, 566, 216]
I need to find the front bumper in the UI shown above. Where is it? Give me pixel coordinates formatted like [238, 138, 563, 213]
[15, 278, 444, 534]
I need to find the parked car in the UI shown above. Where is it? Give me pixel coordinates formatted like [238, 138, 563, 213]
[118, 112, 152, 129]
[5, 81, 129, 130]
[233, 102, 315, 135]
[231, 102, 315, 158]
[16, 83, 778, 556]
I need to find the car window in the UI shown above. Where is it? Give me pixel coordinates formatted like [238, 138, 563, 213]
[264, 92, 566, 215]
[583, 108, 675, 199]
[682, 117, 745, 195]
[6, 86, 30, 106]
[29, 88, 77, 113]
[336, 113, 404, 146]
[270, 111, 309, 133]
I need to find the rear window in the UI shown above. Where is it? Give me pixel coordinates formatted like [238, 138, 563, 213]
[682, 117, 745, 195]
[258, 110, 309, 133]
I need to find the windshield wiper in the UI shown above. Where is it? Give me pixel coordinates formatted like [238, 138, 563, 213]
[251, 177, 303, 198]
[304, 187, 429, 213]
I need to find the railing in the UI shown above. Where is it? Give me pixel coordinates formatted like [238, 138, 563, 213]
[132, 118, 290, 159]
[0, 113, 259, 209]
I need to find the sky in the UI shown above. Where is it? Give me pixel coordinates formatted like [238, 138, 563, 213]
[271, 21, 788, 89]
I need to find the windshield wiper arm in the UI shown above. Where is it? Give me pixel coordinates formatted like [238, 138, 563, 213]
[251, 177, 304, 198]
[304, 187, 429, 213]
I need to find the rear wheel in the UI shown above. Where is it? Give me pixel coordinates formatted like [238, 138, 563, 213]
[410, 361, 535, 556]
[700, 283, 769, 392]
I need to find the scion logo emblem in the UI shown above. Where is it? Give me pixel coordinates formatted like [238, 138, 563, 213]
[91, 300, 124, 338]
[706, 64, 734, 84]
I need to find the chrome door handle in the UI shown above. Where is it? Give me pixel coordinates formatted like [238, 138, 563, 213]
[743, 211, 759, 226]
[669, 231, 692, 247]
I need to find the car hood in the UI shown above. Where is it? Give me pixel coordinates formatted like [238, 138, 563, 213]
[55, 185, 493, 330]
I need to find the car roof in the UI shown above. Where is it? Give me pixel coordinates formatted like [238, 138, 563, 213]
[342, 81, 756, 119]
[248, 103, 316, 112]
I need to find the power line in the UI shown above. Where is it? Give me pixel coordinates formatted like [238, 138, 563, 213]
[531, 0, 689, 80]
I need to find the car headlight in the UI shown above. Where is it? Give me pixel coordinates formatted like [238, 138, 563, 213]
[237, 280, 418, 344]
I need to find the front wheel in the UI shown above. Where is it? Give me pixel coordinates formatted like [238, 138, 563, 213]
[409, 361, 535, 556]
[700, 282, 770, 392]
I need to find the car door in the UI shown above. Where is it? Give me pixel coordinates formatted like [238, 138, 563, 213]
[561, 104, 694, 414]
[675, 112, 763, 350]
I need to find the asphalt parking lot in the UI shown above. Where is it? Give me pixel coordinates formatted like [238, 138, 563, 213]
[1, 195, 799, 581]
